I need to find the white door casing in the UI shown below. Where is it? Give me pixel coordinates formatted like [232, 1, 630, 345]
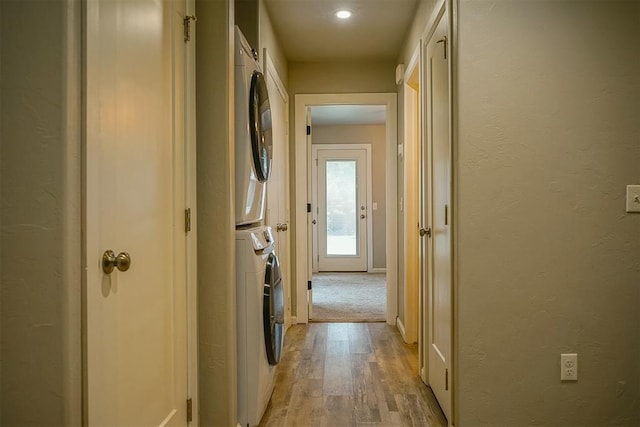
[424, 11, 453, 422]
[314, 146, 370, 272]
[294, 94, 398, 325]
[263, 50, 292, 330]
[184, 0, 199, 422]
[85, 0, 188, 425]
[402, 44, 421, 346]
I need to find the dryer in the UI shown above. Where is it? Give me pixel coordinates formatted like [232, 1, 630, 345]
[236, 226, 284, 427]
[235, 26, 272, 226]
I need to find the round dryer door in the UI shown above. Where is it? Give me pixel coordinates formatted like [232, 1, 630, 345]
[263, 252, 284, 365]
[249, 71, 272, 183]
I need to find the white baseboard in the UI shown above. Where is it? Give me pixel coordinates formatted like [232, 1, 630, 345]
[370, 268, 386, 273]
[396, 316, 408, 342]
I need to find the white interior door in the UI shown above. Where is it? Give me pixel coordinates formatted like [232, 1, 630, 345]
[425, 13, 452, 421]
[263, 52, 291, 329]
[85, 0, 188, 425]
[316, 148, 368, 272]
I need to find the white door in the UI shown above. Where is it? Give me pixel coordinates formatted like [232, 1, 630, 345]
[263, 53, 292, 329]
[316, 148, 368, 272]
[85, 0, 188, 425]
[425, 14, 452, 421]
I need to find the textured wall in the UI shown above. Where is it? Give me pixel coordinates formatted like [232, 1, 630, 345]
[196, 0, 238, 425]
[0, 0, 82, 425]
[259, 0, 288, 87]
[456, 1, 640, 424]
[312, 125, 388, 269]
[397, 0, 439, 65]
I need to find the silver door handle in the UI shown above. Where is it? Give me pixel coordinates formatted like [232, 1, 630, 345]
[102, 250, 132, 274]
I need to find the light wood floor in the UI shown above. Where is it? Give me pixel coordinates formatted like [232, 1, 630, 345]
[259, 322, 447, 427]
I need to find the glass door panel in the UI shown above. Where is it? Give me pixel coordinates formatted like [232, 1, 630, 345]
[316, 148, 367, 272]
[326, 160, 357, 256]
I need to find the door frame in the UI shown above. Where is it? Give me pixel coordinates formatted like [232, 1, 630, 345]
[311, 144, 373, 273]
[263, 48, 292, 331]
[184, 0, 198, 423]
[294, 93, 398, 325]
[400, 44, 421, 346]
[83, 0, 191, 423]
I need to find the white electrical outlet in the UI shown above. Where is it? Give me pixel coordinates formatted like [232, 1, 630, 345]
[561, 353, 578, 381]
[626, 185, 640, 213]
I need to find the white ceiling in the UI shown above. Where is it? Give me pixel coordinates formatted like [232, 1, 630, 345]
[310, 105, 387, 126]
[264, 0, 419, 62]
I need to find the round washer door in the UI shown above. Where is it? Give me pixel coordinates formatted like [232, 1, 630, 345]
[263, 252, 284, 365]
[249, 71, 272, 183]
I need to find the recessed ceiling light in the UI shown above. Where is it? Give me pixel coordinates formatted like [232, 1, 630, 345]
[336, 9, 352, 19]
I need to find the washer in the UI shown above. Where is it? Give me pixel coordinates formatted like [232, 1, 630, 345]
[235, 26, 273, 226]
[236, 226, 284, 427]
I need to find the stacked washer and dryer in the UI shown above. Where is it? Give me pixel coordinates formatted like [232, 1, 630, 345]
[234, 26, 284, 427]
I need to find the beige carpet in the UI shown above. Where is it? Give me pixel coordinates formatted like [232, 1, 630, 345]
[311, 272, 386, 322]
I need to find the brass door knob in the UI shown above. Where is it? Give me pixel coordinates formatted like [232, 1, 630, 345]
[102, 250, 132, 274]
[419, 227, 432, 238]
[276, 223, 288, 232]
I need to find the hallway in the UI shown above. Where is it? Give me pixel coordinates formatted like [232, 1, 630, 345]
[259, 323, 446, 427]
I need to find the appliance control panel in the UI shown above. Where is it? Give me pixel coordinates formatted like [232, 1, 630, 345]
[249, 227, 275, 253]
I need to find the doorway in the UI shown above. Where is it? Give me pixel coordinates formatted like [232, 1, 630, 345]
[308, 107, 386, 322]
[294, 94, 398, 325]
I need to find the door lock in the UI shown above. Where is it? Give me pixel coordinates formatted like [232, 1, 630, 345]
[102, 250, 132, 274]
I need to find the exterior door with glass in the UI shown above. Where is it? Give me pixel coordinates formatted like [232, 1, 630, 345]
[315, 147, 368, 272]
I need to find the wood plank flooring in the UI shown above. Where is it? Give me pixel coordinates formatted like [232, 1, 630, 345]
[259, 323, 447, 427]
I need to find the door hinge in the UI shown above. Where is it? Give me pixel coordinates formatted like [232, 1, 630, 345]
[307, 203, 312, 213]
[437, 35, 448, 60]
[444, 204, 448, 226]
[307, 280, 312, 290]
[185, 208, 191, 233]
[306, 125, 311, 136]
[184, 15, 197, 43]
[445, 368, 449, 391]
[186, 398, 193, 422]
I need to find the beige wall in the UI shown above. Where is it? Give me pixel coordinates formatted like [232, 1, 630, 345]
[235, 0, 259, 52]
[0, 0, 82, 424]
[455, 1, 640, 424]
[259, 0, 288, 87]
[397, 0, 439, 65]
[288, 61, 396, 96]
[196, 0, 238, 425]
[312, 125, 387, 269]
